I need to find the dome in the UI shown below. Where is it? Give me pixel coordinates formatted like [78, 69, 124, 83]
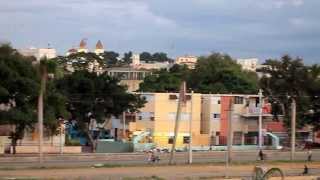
[96, 40, 104, 49]
[79, 39, 87, 49]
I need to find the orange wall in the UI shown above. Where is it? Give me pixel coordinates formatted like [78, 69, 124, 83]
[220, 96, 232, 137]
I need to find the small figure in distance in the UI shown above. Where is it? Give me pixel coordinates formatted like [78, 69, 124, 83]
[258, 149, 264, 161]
[307, 148, 312, 162]
[302, 165, 309, 175]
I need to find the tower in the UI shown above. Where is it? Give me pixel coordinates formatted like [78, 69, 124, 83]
[131, 53, 140, 66]
[78, 39, 88, 53]
[95, 40, 104, 55]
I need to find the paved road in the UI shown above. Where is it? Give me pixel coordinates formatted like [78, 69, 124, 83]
[0, 150, 319, 168]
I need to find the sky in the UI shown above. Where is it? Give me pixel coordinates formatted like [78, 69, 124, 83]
[0, 0, 319, 64]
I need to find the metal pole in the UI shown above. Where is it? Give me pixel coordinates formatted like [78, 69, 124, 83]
[291, 98, 296, 161]
[59, 125, 63, 154]
[188, 91, 194, 164]
[123, 112, 126, 140]
[258, 89, 263, 149]
[226, 98, 234, 178]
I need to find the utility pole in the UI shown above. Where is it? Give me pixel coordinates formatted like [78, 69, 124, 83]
[258, 89, 263, 149]
[188, 90, 194, 164]
[225, 98, 234, 178]
[123, 111, 126, 140]
[38, 67, 46, 165]
[291, 98, 296, 161]
[169, 81, 186, 165]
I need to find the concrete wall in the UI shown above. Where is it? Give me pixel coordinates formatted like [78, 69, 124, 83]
[13, 146, 81, 154]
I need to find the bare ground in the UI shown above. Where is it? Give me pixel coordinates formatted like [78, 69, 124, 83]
[0, 162, 320, 180]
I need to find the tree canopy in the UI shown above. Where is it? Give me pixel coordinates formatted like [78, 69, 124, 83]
[139, 53, 258, 94]
[259, 55, 320, 129]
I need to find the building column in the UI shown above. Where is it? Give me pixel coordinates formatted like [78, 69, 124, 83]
[241, 133, 245, 145]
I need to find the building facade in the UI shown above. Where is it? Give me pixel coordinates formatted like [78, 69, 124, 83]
[106, 67, 152, 92]
[18, 48, 57, 61]
[175, 55, 198, 69]
[236, 58, 259, 72]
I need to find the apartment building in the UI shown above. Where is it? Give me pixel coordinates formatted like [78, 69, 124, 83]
[128, 93, 209, 149]
[201, 94, 285, 146]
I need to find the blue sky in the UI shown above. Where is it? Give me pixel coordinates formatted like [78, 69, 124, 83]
[0, 0, 319, 63]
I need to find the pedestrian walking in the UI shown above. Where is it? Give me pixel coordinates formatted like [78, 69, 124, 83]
[258, 149, 264, 161]
[302, 165, 309, 175]
[307, 149, 312, 162]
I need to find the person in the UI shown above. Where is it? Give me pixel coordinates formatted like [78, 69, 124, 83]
[258, 149, 264, 161]
[302, 165, 309, 175]
[307, 149, 312, 162]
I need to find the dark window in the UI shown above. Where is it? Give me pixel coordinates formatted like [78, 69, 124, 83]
[218, 100, 221, 104]
[150, 117, 155, 121]
[183, 136, 190, 144]
[216, 131, 220, 136]
[168, 137, 174, 144]
[213, 113, 220, 119]
[234, 96, 244, 104]
[169, 95, 178, 100]
[138, 116, 142, 120]
[186, 95, 191, 100]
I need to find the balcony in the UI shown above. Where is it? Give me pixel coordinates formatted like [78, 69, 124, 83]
[241, 104, 275, 118]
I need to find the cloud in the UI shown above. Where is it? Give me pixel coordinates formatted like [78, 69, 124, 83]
[0, 0, 319, 63]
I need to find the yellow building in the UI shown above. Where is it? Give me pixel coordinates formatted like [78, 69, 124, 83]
[129, 93, 209, 149]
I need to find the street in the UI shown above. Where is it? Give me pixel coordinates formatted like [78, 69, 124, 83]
[0, 150, 319, 168]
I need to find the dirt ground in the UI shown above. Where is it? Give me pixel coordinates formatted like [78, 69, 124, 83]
[0, 162, 319, 180]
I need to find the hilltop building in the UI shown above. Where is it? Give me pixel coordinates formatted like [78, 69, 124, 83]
[130, 53, 172, 70]
[236, 58, 259, 71]
[66, 39, 105, 56]
[175, 55, 198, 69]
[18, 47, 57, 61]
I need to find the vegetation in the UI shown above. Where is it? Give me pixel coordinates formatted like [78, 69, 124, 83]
[139, 53, 259, 94]
[0, 44, 67, 153]
[259, 55, 320, 129]
[55, 70, 146, 150]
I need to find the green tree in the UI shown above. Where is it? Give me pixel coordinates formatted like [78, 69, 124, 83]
[140, 52, 152, 63]
[122, 51, 132, 64]
[190, 53, 258, 94]
[259, 55, 310, 128]
[102, 51, 119, 66]
[0, 44, 39, 154]
[139, 64, 189, 92]
[139, 53, 258, 94]
[55, 71, 146, 150]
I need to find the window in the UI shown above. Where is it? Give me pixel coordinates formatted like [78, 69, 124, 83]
[212, 113, 220, 119]
[211, 97, 221, 104]
[169, 94, 178, 100]
[168, 137, 174, 144]
[216, 132, 220, 136]
[150, 117, 155, 121]
[183, 136, 190, 144]
[138, 116, 142, 120]
[234, 96, 244, 104]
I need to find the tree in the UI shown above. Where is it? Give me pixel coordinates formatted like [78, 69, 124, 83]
[139, 64, 189, 92]
[122, 51, 132, 64]
[0, 44, 39, 154]
[102, 51, 119, 66]
[259, 55, 310, 128]
[55, 71, 146, 150]
[190, 53, 258, 94]
[140, 52, 152, 63]
[139, 53, 258, 94]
